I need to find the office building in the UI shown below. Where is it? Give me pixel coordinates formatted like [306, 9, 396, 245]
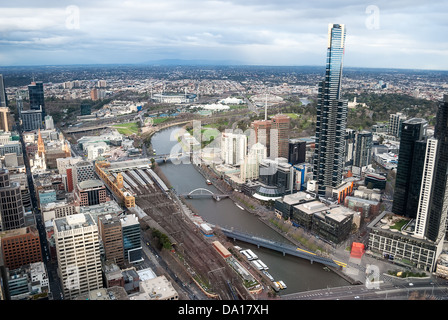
[0, 168, 25, 231]
[73, 160, 96, 188]
[353, 130, 373, 168]
[369, 97, 448, 272]
[0, 226, 42, 270]
[21, 108, 43, 131]
[271, 114, 291, 159]
[54, 213, 102, 299]
[392, 118, 427, 218]
[288, 139, 306, 165]
[28, 81, 45, 119]
[415, 95, 448, 243]
[259, 158, 295, 194]
[388, 112, 407, 138]
[0, 74, 7, 107]
[6, 262, 49, 300]
[250, 115, 290, 160]
[313, 24, 348, 197]
[121, 214, 143, 264]
[57, 157, 82, 192]
[251, 120, 271, 157]
[75, 179, 107, 206]
[98, 214, 125, 267]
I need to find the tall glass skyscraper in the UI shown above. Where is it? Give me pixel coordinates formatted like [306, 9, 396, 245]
[0, 74, 7, 107]
[28, 81, 45, 120]
[392, 118, 427, 218]
[313, 24, 348, 197]
[415, 95, 448, 243]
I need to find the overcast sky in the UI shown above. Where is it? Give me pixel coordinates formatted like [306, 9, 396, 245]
[0, 0, 447, 70]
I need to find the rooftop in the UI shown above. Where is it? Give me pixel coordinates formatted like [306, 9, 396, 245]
[77, 179, 104, 190]
[282, 192, 314, 205]
[294, 200, 327, 215]
[54, 213, 96, 232]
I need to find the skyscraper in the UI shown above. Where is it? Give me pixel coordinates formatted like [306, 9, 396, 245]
[0, 168, 25, 231]
[414, 95, 448, 243]
[392, 118, 427, 218]
[388, 112, 407, 138]
[54, 213, 102, 299]
[98, 214, 125, 267]
[353, 130, 373, 168]
[271, 114, 291, 159]
[0, 74, 8, 108]
[28, 81, 45, 119]
[313, 24, 348, 197]
[251, 120, 271, 158]
[221, 132, 247, 166]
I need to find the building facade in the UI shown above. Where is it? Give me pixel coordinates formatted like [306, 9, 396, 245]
[313, 24, 348, 197]
[0, 168, 25, 231]
[353, 130, 373, 168]
[388, 112, 407, 138]
[54, 213, 102, 299]
[75, 180, 107, 206]
[28, 81, 45, 119]
[220, 132, 247, 166]
[392, 118, 427, 218]
[21, 108, 43, 131]
[98, 214, 125, 267]
[0, 226, 42, 270]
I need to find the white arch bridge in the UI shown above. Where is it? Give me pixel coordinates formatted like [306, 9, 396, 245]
[180, 188, 230, 201]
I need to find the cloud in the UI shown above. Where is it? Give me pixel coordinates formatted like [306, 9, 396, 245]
[0, 0, 447, 69]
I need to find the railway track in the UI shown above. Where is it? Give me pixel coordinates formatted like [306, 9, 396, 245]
[135, 191, 252, 300]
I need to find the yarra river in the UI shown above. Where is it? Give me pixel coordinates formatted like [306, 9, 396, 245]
[150, 125, 350, 295]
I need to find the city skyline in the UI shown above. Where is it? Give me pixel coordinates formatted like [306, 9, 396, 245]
[0, 1, 447, 70]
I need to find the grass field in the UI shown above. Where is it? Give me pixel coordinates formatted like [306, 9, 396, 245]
[113, 122, 140, 135]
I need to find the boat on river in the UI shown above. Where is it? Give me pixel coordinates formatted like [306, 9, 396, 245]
[235, 203, 245, 210]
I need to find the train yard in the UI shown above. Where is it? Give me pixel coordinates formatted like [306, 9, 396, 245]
[100, 158, 258, 300]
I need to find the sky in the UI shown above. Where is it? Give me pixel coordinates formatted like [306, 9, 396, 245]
[0, 0, 447, 70]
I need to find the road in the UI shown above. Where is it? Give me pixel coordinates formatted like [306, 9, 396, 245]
[282, 276, 448, 300]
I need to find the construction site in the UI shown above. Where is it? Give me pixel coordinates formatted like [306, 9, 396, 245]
[95, 158, 262, 300]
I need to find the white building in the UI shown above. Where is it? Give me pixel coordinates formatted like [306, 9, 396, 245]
[240, 142, 267, 181]
[30, 262, 50, 294]
[45, 115, 54, 130]
[54, 213, 102, 299]
[221, 132, 247, 166]
[388, 112, 407, 138]
[57, 157, 82, 175]
[86, 142, 110, 160]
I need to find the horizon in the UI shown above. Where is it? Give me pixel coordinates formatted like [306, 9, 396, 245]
[1, 1, 447, 71]
[2, 61, 448, 73]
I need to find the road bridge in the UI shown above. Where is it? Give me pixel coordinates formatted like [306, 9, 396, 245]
[220, 227, 342, 268]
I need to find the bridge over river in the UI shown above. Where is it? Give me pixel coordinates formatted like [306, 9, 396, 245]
[219, 227, 345, 269]
[180, 188, 230, 201]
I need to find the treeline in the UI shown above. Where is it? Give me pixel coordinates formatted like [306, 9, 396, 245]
[343, 92, 438, 129]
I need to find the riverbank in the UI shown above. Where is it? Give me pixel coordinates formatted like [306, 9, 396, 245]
[189, 161, 360, 287]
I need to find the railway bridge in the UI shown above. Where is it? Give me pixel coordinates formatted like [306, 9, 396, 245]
[220, 227, 344, 269]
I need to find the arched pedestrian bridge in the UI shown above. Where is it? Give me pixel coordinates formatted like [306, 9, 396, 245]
[181, 188, 230, 201]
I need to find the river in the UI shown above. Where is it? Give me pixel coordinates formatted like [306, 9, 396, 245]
[150, 125, 350, 295]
